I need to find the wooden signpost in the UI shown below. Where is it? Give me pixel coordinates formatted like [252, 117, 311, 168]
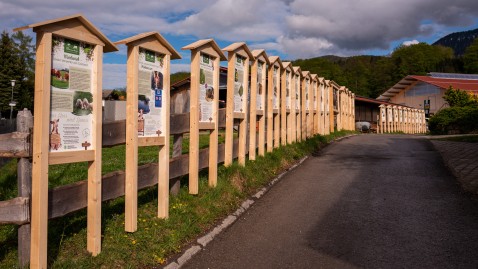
[311, 74, 318, 135]
[351, 92, 355, 131]
[301, 71, 311, 139]
[292, 66, 302, 141]
[268, 56, 282, 150]
[182, 39, 226, 194]
[223, 43, 253, 166]
[387, 105, 393, 133]
[115, 32, 181, 231]
[15, 14, 118, 267]
[318, 77, 325, 135]
[324, 80, 331, 135]
[281, 62, 294, 144]
[392, 106, 397, 132]
[250, 50, 269, 159]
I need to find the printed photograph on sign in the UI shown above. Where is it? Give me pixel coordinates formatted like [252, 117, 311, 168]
[199, 53, 214, 122]
[50, 36, 94, 152]
[273, 66, 278, 109]
[137, 48, 165, 137]
[286, 71, 291, 109]
[256, 61, 263, 111]
[234, 55, 245, 113]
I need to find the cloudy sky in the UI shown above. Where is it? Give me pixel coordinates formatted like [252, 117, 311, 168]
[2, 0, 478, 88]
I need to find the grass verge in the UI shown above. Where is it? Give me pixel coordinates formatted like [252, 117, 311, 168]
[0, 131, 354, 268]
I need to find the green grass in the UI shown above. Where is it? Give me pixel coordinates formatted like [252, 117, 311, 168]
[0, 131, 353, 268]
[435, 135, 478, 143]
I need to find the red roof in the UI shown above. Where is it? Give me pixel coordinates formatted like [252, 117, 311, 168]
[355, 95, 411, 108]
[411, 75, 478, 93]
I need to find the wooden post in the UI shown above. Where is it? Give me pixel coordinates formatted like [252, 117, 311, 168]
[16, 108, 33, 268]
[15, 14, 119, 266]
[250, 50, 269, 159]
[183, 40, 225, 194]
[223, 43, 253, 166]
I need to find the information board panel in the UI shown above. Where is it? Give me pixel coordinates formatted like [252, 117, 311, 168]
[50, 36, 94, 152]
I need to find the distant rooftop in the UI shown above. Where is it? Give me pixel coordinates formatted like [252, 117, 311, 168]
[378, 73, 478, 101]
[429, 72, 478, 80]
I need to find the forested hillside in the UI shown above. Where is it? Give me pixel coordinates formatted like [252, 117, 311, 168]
[433, 28, 478, 56]
[293, 43, 470, 98]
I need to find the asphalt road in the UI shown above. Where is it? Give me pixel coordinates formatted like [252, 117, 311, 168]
[182, 135, 478, 269]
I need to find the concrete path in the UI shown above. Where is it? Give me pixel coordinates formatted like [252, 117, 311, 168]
[181, 135, 478, 269]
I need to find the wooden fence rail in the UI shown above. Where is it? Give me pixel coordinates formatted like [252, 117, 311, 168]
[0, 108, 237, 225]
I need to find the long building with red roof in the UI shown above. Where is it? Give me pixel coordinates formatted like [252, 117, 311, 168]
[377, 72, 478, 115]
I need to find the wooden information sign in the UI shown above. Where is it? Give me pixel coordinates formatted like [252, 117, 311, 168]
[115, 32, 181, 231]
[268, 56, 282, 150]
[301, 71, 311, 139]
[311, 74, 318, 135]
[282, 62, 294, 144]
[15, 14, 118, 267]
[182, 39, 226, 194]
[223, 43, 253, 166]
[318, 77, 325, 135]
[250, 50, 270, 160]
[293, 66, 302, 141]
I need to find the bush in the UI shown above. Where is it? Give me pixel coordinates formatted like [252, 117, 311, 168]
[428, 106, 478, 134]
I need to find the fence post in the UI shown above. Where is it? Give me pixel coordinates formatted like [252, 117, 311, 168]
[16, 108, 33, 268]
[170, 134, 183, 195]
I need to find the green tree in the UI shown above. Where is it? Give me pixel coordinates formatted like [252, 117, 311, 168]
[12, 31, 35, 111]
[443, 86, 478, 107]
[0, 31, 21, 117]
[463, 38, 478, 74]
[0, 30, 35, 117]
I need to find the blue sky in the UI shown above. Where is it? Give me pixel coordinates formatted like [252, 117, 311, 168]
[2, 0, 478, 89]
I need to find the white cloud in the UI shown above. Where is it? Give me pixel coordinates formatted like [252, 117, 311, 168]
[403, 40, 420, 46]
[171, 0, 288, 42]
[103, 64, 126, 89]
[2, 0, 478, 61]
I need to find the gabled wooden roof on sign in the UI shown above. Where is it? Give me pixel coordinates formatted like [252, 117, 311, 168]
[293, 66, 302, 77]
[302, 71, 311, 79]
[14, 14, 118, 53]
[222, 42, 254, 59]
[181, 39, 226, 61]
[268, 56, 282, 68]
[115, 32, 181, 60]
[251, 49, 270, 65]
[282, 62, 294, 72]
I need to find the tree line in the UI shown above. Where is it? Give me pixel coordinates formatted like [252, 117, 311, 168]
[0, 31, 35, 118]
[293, 40, 478, 98]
